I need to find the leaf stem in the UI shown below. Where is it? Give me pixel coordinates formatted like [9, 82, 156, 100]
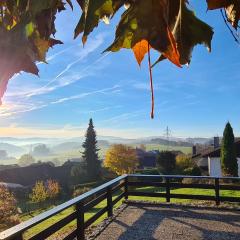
[148, 43, 154, 119]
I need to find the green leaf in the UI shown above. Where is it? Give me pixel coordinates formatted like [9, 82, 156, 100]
[25, 22, 35, 37]
[74, 0, 125, 43]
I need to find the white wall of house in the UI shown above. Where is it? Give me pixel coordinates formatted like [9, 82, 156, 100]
[237, 158, 240, 177]
[208, 157, 222, 177]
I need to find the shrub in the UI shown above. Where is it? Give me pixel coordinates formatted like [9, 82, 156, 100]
[46, 179, 60, 203]
[157, 151, 176, 174]
[176, 154, 194, 170]
[183, 166, 201, 176]
[29, 181, 48, 207]
[73, 187, 91, 197]
[70, 164, 88, 184]
[135, 168, 159, 175]
[0, 186, 20, 226]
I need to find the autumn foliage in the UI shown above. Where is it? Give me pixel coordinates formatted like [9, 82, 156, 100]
[30, 181, 48, 205]
[46, 179, 60, 200]
[104, 144, 138, 175]
[0, 0, 239, 111]
[0, 185, 20, 226]
[30, 179, 60, 205]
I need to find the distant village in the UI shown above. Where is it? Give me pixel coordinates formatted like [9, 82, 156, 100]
[1, 136, 239, 192]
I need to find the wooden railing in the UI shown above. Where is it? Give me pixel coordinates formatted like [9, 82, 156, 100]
[0, 174, 239, 240]
[0, 175, 127, 240]
[127, 175, 240, 205]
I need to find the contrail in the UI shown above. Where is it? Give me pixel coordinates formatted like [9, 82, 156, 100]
[27, 52, 110, 98]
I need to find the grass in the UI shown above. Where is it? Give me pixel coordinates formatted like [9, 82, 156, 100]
[128, 186, 240, 204]
[16, 185, 240, 239]
[21, 193, 123, 239]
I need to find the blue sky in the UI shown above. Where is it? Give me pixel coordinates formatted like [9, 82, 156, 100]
[0, 1, 240, 139]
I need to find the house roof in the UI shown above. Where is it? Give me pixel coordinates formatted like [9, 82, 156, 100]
[192, 139, 240, 159]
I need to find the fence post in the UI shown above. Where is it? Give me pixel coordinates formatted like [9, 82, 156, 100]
[124, 176, 128, 200]
[76, 201, 85, 240]
[166, 178, 170, 203]
[215, 178, 220, 206]
[107, 186, 113, 217]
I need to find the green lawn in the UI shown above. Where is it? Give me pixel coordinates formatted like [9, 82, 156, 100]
[17, 186, 240, 239]
[21, 193, 123, 239]
[128, 186, 240, 203]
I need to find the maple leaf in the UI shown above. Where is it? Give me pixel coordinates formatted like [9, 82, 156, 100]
[154, 0, 213, 66]
[0, 27, 39, 103]
[0, 0, 235, 113]
[173, 1, 214, 65]
[0, 0, 63, 101]
[66, 0, 74, 10]
[132, 40, 150, 66]
[105, 0, 181, 67]
[207, 0, 240, 29]
[74, 0, 126, 44]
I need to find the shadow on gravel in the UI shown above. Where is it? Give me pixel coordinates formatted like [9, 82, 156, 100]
[115, 203, 240, 240]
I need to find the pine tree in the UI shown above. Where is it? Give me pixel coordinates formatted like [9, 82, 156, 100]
[82, 119, 100, 180]
[221, 122, 238, 176]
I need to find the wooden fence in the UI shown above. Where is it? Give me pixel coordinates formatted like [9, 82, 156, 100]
[0, 175, 239, 240]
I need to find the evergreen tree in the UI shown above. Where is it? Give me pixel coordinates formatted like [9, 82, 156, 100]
[221, 122, 238, 176]
[82, 119, 100, 180]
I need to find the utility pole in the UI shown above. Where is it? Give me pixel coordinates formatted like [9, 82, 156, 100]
[164, 126, 171, 149]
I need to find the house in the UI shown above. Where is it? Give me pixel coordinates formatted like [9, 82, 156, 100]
[192, 138, 240, 177]
[136, 148, 184, 170]
[136, 148, 159, 169]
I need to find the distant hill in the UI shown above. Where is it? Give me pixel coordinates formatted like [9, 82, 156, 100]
[51, 140, 110, 154]
[150, 138, 193, 147]
[51, 142, 81, 153]
[185, 138, 211, 145]
[0, 135, 212, 160]
[0, 143, 25, 157]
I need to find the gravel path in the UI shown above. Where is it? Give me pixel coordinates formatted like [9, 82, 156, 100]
[94, 202, 240, 240]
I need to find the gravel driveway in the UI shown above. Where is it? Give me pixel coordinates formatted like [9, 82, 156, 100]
[94, 202, 240, 240]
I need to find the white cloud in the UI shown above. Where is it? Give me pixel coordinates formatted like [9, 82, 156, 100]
[5, 33, 107, 101]
[0, 33, 112, 118]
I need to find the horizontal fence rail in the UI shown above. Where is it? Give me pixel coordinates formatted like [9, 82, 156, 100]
[0, 175, 127, 240]
[0, 174, 239, 240]
[127, 174, 240, 205]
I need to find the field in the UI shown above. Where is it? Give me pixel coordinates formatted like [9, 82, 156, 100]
[143, 144, 192, 154]
[15, 186, 240, 239]
[19, 144, 192, 167]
